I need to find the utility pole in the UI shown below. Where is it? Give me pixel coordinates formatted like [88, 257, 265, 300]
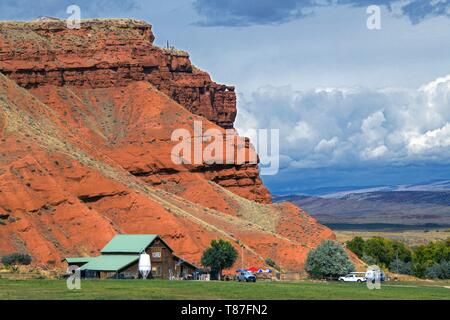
[241, 245, 244, 270]
[396, 250, 399, 275]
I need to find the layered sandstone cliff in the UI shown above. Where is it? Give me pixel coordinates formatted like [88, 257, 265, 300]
[0, 19, 236, 128]
[0, 19, 270, 204]
[0, 19, 335, 271]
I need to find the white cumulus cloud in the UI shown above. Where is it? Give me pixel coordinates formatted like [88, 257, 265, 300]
[236, 74, 450, 169]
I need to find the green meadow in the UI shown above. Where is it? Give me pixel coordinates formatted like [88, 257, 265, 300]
[0, 279, 449, 300]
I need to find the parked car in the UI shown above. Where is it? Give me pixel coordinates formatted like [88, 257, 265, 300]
[237, 271, 256, 282]
[338, 273, 366, 282]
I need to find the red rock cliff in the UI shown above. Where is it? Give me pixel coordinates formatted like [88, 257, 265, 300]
[0, 19, 236, 129]
[0, 19, 336, 271]
[0, 19, 270, 204]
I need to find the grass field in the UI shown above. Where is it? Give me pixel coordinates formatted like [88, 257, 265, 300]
[0, 279, 449, 300]
[335, 229, 450, 246]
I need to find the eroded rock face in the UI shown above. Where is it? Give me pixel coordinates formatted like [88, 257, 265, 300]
[0, 20, 339, 271]
[0, 19, 236, 129]
[0, 18, 268, 203]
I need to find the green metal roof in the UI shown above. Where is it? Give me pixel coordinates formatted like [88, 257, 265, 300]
[65, 257, 93, 264]
[79, 255, 139, 272]
[101, 234, 159, 254]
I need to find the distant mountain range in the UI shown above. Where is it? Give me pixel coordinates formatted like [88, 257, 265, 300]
[321, 179, 450, 198]
[274, 180, 450, 230]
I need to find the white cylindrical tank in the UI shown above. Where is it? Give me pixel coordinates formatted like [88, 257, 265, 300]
[139, 253, 151, 279]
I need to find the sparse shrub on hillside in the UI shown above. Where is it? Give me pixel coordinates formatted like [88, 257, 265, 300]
[265, 257, 279, 270]
[305, 240, 355, 279]
[201, 239, 238, 281]
[1, 253, 32, 266]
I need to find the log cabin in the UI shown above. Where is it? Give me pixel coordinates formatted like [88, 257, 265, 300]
[64, 234, 199, 279]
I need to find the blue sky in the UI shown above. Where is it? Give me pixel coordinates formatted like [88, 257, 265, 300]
[1, 0, 449, 194]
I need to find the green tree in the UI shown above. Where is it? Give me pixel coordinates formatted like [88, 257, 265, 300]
[363, 237, 392, 267]
[305, 240, 355, 279]
[345, 236, 449, 279]
[413, 239, 449, 265]
[391, 240, 412, 262]
[201, 239, 238, 280]
[346, 236, 365, 258]
[412, 238, 450, 278]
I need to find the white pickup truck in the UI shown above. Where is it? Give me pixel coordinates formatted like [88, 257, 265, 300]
[338, 272, 366, 282]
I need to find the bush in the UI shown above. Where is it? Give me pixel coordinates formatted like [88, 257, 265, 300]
[1, 253, 32, 266]
[305, 240, 355, 279]
[361, 254, 376, 265]
[425, 261, 450, 279]
[389, 258, 412, 275]
[265, 257, 279, 270]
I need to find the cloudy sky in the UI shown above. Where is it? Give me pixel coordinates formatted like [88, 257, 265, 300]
[1, 0, 449, 194]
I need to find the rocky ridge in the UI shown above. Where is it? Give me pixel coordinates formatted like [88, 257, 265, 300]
[0, 19, 335, 272]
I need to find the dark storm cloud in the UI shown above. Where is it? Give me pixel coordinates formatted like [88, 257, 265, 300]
[192, 0, 315, 26]
[193, 0, 449, 26]
[0, 0, 139, 20]
[401, 0, 450, 24]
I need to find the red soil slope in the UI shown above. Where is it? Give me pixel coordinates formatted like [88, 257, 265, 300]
[0, 19, 335, 272]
